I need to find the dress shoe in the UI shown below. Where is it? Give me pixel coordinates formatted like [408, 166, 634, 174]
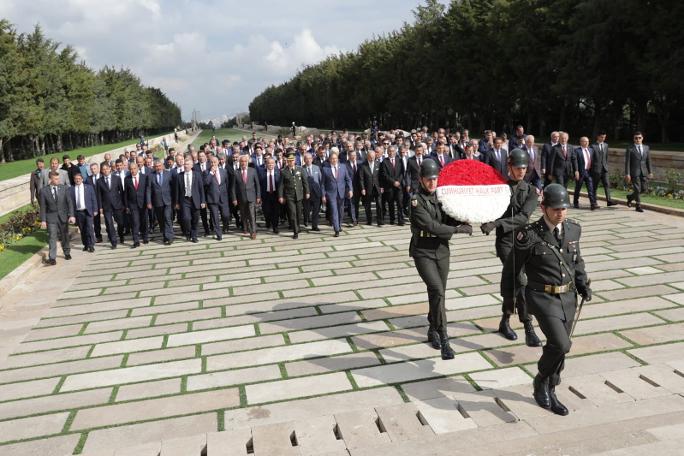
[273, 229, 279, 234]
[427, 329, 441, 350]
[64, 254, 72, 260]
[590, 205, 599, 211]
[186, 236, 191, 242]
[216, 236, 222, 241]
[533, 374, 551, 409]
[292, 233, 298, 239]
[524, 321, 542, 347]
[88, 247, 95, 253]
[132, 242, 140, 248]
[498, 314, 518, 340]
[111, 244, 117, 250]
[440, 334, 455, 360]
[636, 206, 644, 213]
[119, 236, 125, 244]
[164, 240, 171, 245]
[47, 258, 56, 265]
[573, 203, 579, 209]
[549, 386, 569, 416]
[250, 234, 257, 240]
[334, 231, 340, 237]
[353, 222, 358, 226]
[82, 246, 88, 252]
[398, 222, 405, 226]
[626, 194, 633, 207]
[242, 232, 248, 236]
[191, 238, 198, 243]
[96, 237, 103, 243]
[311, 227, 320, 232]
[143, 240, 149, 244]
[607, 200, 618, 207]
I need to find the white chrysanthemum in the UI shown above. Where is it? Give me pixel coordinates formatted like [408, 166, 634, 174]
[437, 184, 511, 224]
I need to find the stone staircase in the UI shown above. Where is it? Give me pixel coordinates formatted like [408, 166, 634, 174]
[74, 360, 684, 456]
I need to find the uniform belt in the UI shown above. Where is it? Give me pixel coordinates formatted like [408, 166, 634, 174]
[527, 280, 574, 294]
[418, 230, 437, 238]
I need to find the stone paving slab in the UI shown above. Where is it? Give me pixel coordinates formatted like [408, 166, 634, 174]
[0, 204, 684, 455]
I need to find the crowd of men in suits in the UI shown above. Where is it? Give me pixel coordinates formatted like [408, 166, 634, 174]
[32, 126, 653, 263]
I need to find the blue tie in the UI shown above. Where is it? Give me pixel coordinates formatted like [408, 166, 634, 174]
[157, 173, 161, 185]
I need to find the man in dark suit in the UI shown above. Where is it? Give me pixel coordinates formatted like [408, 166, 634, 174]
[624, 131, 652, 213]
[541, 131, 560, 186]
[86, 162, 103, 243]
[124, 163, 152, 247]
[96, 163, 125, 249]
[485, 137, 509, 177]
[572, 137, 598, 210]
[302, 153, 323, 231]
[68, 173, 97, 253]
[260, 157, 281, 233]
[359, 149, 384, 226]
[321, 151, 352, 237]
[231, 154, 261, 239]
[40, 171, 75, 264]
[313, 146, 329, 169]
[591, 132, 617, 207]
[151, 159, 175, 245]
[431, 143, 453, 171]
[546, 132, 576, 188]
[523, 135, 543, 190]
[278, 152, 310, 239]
[176, 159, 206, 242]
[406, 144, 425, 195]
[380, 146, 406, 226]
[30, 158, 45, 207]
[345, 150, 363, 226]
[204, 156, 232, 240]
[193, 151, 211, 236]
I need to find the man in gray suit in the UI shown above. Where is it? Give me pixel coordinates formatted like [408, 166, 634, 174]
[41, 157, 71, 188]
[624, 131, 653, 213]
[302, 152, 322, 231]
[591, 132, 618, 207]
[231, 154, 261, 239]
[39, 171, 75, 265]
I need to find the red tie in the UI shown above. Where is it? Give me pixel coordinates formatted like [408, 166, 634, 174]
[134, 177, 138, 190]
[439, 155, 444, 166]
[562, 145, 567, 159]
[242, 169, 247, 184]
[391, 158, 395, 166]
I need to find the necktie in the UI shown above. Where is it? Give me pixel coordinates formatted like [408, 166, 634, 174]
[529, 148, 534, 162]
[185, 173, 191, 197]
[439, 155, 444, 166]
[352, 162, 356, 173]
[242, 169, 247, 184]
[52, 186, 57, 201]
[553, 227, 562, 246]
[584, 149, 590, 169]
[562, 145, 567, 159]
[638, 145, 643, 157]
[418, 156, 422, 166]
[333, 166, 337, 179]
[157, 173, 161, 186]
[134, 176, 139, 190]
[106, 176, 110, 189]
[391, 158, 395, 167]
[269, 173, 274, 192]
[370, 162, 374, 174]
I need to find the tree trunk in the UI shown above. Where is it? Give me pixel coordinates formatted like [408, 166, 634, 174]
[0, 138, 4, 163]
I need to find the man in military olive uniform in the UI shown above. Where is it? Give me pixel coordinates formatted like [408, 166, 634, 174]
[481, 148, 542, 347]
[501, 184, 592, 416]
[278, 151, 310, 239]
[410, 158, 473, 360]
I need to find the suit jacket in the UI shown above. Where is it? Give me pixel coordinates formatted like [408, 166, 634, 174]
[625, 144, 651, 177]
[302, 164, 323, 198]
[231, 167, 260, 203]
[359, 160, 382, 194]
[321, 165, 352, 200]
[547, 144, 576, 179]
[406, 156, 423, 192]
[379, 156, 405, 190]
[251, 154, 266, 169]
[124, 173, 152, 209]
[591, 142, 610, 174]
[345, 160, 363, 195]
[177, 170, 206, 209]
[541, 143, 557, 172]
[259, 168, 281, 198]
[114, 171, 129, 191]
[430, 152, 452, 170]
[150, 170, 174, 207]
[523, 145, 543, 188]
[30, 169, 42, 203]
[204, 168, 231, 206]
[313, 156, 329, 169]
[485, 148, 509, 177]
[41, 169, 70, 188]
[193, 162, 210, 175]
[573, 147, 593, 174]
[39, 184, 74, 223]
[448, 143, 464, 160]
[97, 174, 125, 212]
[68, 183, 98, 216]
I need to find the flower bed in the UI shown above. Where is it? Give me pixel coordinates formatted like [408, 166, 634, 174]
[0, 207, 41, 253]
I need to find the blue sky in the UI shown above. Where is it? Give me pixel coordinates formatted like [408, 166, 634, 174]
[1, 0, 424, 121]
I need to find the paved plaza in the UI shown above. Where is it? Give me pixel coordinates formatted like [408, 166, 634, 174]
[1, 204, 684, 455]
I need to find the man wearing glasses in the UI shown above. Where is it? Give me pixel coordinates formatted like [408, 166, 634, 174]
[624, 132, 653, 213]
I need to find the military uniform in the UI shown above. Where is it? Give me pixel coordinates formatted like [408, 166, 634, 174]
[278, 164, 310, 238]
[502, 213, 590, 414]
[409, 159, 472, 360]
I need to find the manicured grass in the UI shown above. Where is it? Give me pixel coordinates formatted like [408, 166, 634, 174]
[0, 229, 47, 280]
[0, 132, 172, 182]
[569, 184, 684, 210]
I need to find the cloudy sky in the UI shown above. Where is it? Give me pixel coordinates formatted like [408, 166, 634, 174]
[1, 0, 423, 122]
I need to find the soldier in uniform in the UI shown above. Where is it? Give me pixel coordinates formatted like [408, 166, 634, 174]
[501, 184, 592, 416]
[480, 148, 542, 347]
[410, 159, 473, 360]
[278, 151, 310, 239]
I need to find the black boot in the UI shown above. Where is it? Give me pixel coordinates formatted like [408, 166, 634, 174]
[427, 329, 441, 350]
[548, 385, 569, 416]
[533, 374, 550, 409]
[524, 321, 542, 347]
[498, 314, 518, 341]
[440, 333, 454, 360]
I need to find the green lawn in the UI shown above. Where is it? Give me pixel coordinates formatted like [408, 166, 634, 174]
[569, 184, 684, 210]
[0, 132, 172, 182]
[0, 204, 46, 280]
[191, 128, 259, 148]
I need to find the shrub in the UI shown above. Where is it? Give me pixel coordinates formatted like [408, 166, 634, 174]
[0, 207, 40, 252]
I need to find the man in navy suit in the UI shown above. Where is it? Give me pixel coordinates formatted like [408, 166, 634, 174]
[176, 158, 206, 242]
[124, 163, 152, 247]
[380, 145, 406, 225]
[193, 151, 211, 236]
[96, 163, 125, 249]
[573, 136, 598, 210]
[522, 135, 543, 190]
[231, 154, 261, 239]
[547, 132, 575, 188]
[321, 151, 353, 237]
[69, 173, 98, 252]
[259, 157, 281, 233]
[345, 150, 363, 226]
[624, 131, 653, 213]
[87, 162, 103, 243]
[151, 159, 175, 245]
[359, 149, 384, 226]
[431, 143, 453, 171]
[252, 144, 266, 169]
[302, 153, 322, 231]
[204, 156, 232, 240]
[485, 137, 508, 177]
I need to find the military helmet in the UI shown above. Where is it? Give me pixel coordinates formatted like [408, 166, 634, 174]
[420, 158, 440, 179]
[508, 148, 529, 168]
[542, 183, 570, 209]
